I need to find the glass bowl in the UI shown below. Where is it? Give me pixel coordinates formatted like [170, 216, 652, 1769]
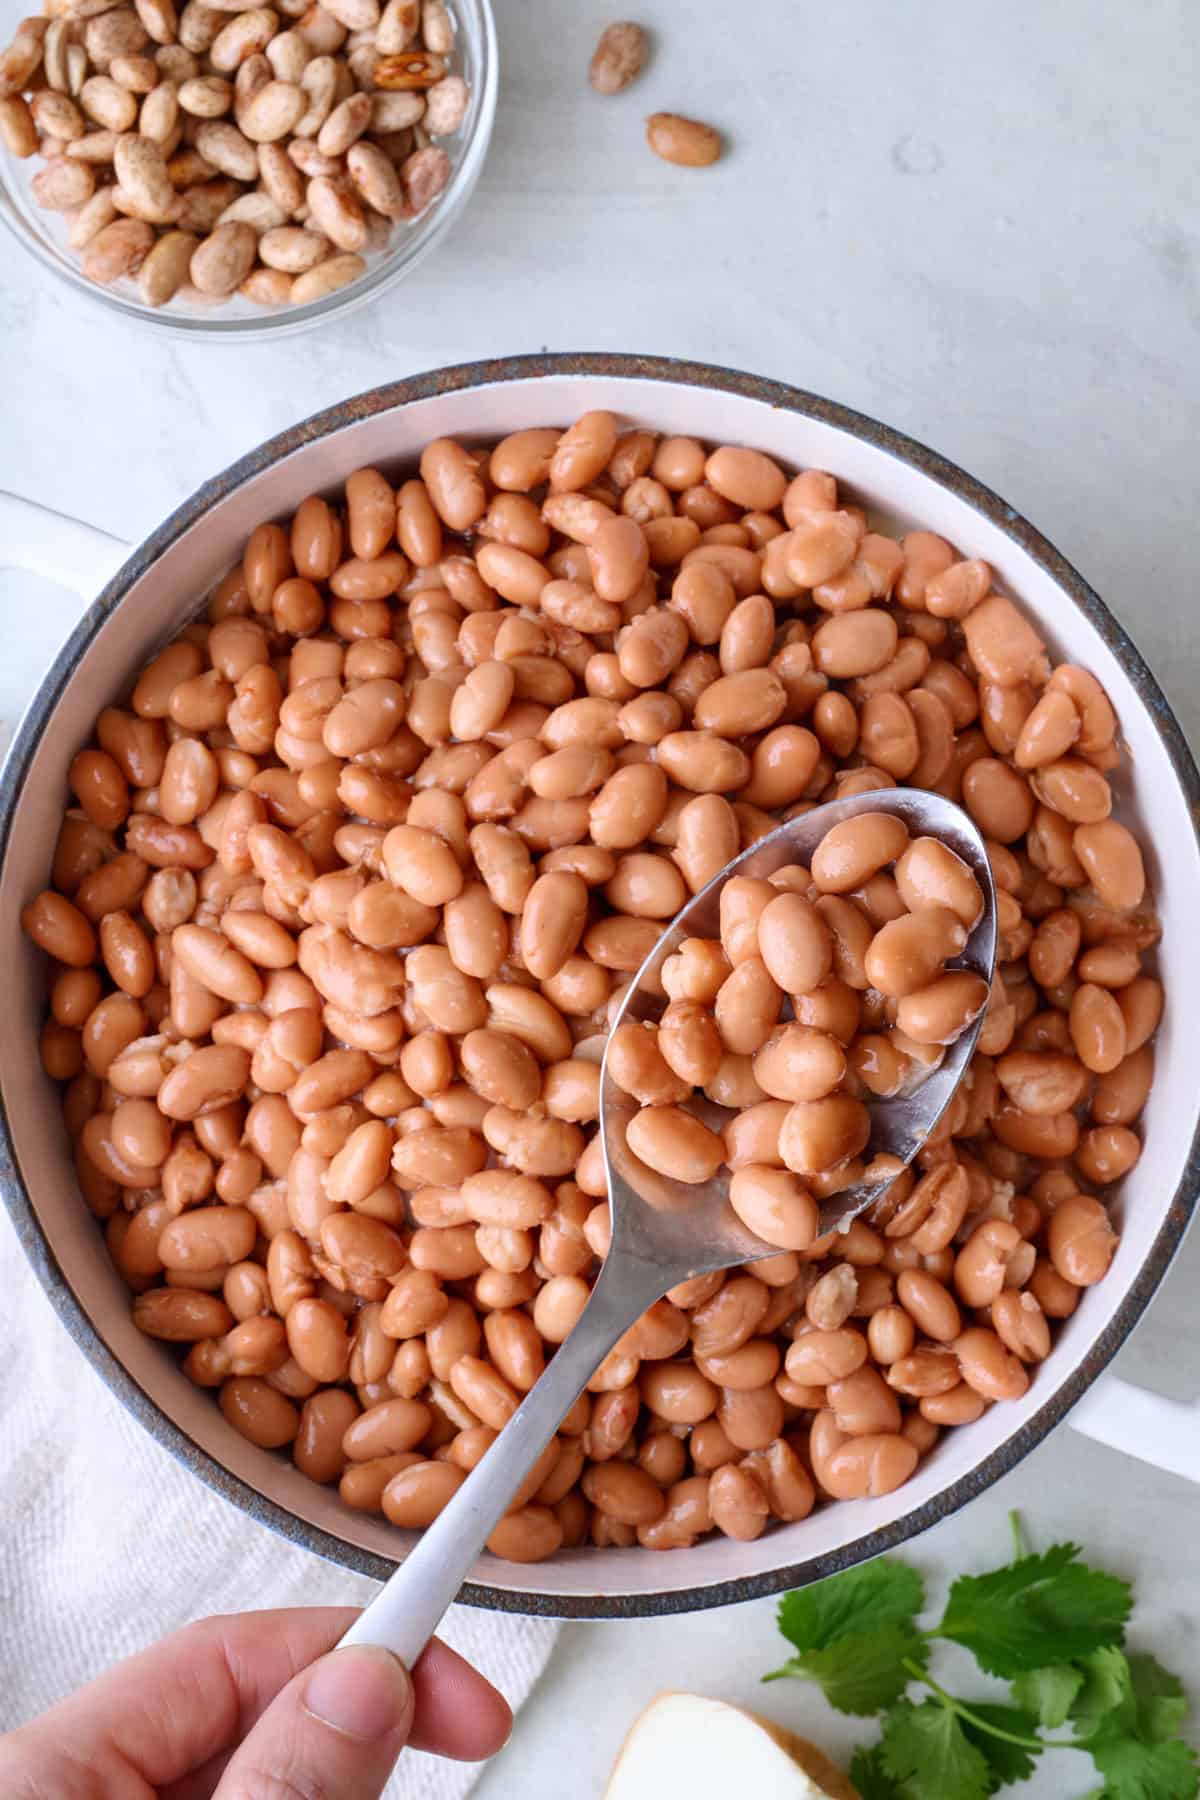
[0, 0, 497, 340]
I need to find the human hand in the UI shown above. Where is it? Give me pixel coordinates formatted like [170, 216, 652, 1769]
[0, 1604, 512, 1799]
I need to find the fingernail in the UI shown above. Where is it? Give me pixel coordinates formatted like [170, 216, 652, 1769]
[303, 1646, 412, 1742]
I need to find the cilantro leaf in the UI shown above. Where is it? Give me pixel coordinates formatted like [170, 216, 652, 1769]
[849, 1743, 904, 1800]
[1086, 1733, 1199, 1800]
[958, 1703, 1042, 1791]
[1071, 1649, 1197, 1799]
[879, 1700, 993, 1800]
[777, 1559, 926, 1655]
[1071, 1648, 1137, 1742]
[1129, 1655, 1190, 1746]
[769, 1563, 929, 1712]
[938, 1543, 1132, 1676]
[1011, 1663, 1086, 1728]
[766, 1626, 927, 1714]
[767, 1523, 1193, 1800]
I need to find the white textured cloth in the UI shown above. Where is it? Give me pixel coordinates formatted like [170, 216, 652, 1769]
[0, 1215, 559, 1798]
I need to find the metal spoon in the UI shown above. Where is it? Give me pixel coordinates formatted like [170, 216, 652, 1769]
[337, 788, 997, 1664]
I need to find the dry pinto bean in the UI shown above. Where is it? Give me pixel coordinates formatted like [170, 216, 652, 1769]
[0, 31, 43, 100]
[188, 220, 256, 294]
[646, 110, 722, 168]
[33, 160, 97, 213]
[68, 188, 120, 251]
[589, 19, 648, 93]
[293, 251, 368, 304]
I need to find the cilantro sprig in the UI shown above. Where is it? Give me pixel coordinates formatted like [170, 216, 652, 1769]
[766, 1515, 1197, 1800]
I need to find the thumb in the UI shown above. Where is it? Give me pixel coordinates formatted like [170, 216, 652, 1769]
[214, 1643, 414, 1800]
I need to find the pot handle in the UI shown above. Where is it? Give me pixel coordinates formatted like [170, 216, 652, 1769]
[1069, 1372, 1200, 1484]
[0, 491, 129, 598]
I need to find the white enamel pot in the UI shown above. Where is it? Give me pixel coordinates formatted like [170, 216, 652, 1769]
[1, 354, 1197, 1621]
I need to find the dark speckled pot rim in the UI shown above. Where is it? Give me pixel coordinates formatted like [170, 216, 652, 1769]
[3, 353, 1198, 1621]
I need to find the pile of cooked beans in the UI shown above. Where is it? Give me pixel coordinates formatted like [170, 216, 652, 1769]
[609, 813, 992, 1212]
[0, 0, 468, 310]
[22, 413, 1159, 1561]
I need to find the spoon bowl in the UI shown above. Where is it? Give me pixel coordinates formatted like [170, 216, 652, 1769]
[337, 790, 997, 1665]
[601, 786, 999, 1271]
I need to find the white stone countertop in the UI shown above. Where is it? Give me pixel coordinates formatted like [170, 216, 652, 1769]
[2, 0, 1198, 1792]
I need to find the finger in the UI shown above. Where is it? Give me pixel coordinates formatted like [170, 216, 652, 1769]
[163, 1638, 512, 1800]
[161, 1748, 233, 1800]
[2, 1604, 512, 1798]
[409, 1639, 513, 1761]
[160, 1642, 512, 1800]
[212, 1644, 413, 1800]
[7, 1607, 357, 1787]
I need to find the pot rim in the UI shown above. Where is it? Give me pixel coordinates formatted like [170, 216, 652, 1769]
[3, 352, 1198, 1619]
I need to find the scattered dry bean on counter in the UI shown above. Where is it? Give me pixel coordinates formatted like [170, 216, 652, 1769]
[645, 110, 723, 168]
[588, 20, 649, 96]
[0, 0, 471, 309]
[23, 412, 1157, 1561]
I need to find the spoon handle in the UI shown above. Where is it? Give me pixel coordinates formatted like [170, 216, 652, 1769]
[337, 1244, 664, 1666]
